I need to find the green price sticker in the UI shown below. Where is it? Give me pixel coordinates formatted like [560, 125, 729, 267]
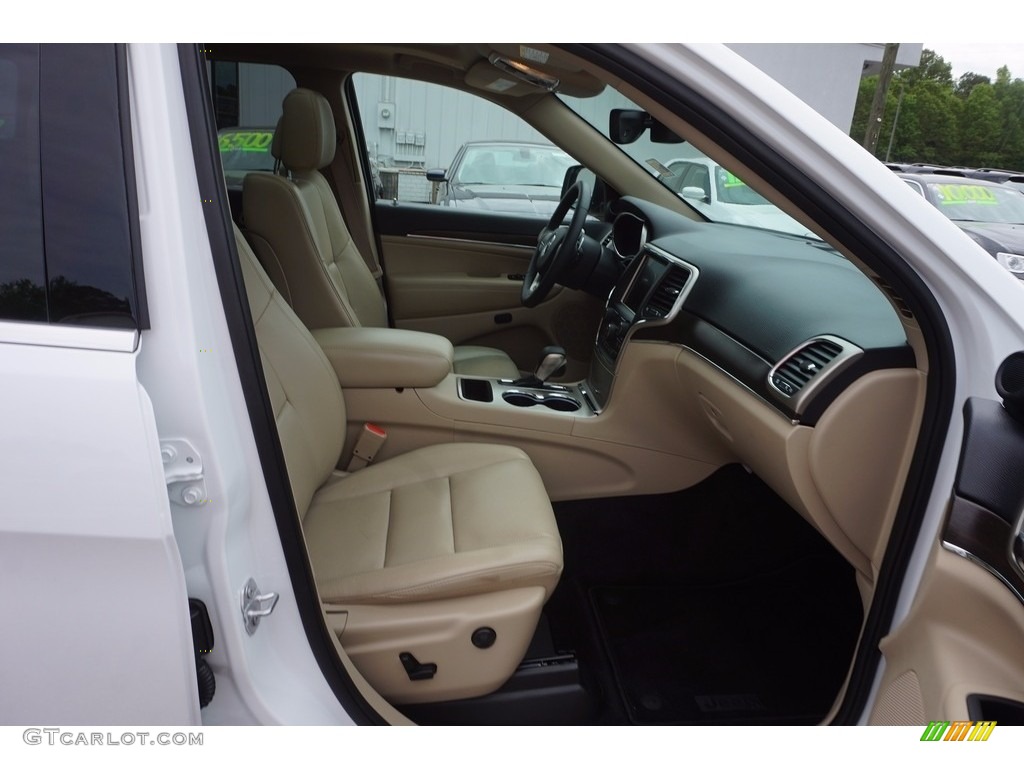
[219, 131, 274, 152]
[935, 183, 998, 205]
[721, 170, 748, 189]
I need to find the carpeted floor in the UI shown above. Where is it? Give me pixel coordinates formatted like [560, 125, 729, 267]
[546, 464, 863, 725]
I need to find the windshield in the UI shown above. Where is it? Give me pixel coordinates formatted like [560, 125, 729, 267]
[559, 90, 814, 237]
[661, 160, 773, 205]
[925, 181, 1024, 224]
[716, 169, 772, 205]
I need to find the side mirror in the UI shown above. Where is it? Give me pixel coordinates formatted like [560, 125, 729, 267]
[680, 186, 709, 203]
[996, 351, 1024, 424]
[609, 109, 683, 145]
[562, 165, 608, 214]
[426, 168, 448, 183]
[562, 165, 588, 197]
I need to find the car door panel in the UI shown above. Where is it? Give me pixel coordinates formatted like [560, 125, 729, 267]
[375, 200, 548, 244]
[375, 201, 601, 376]
[869, 397, 1024, 725]
[0, 328, 198, 724]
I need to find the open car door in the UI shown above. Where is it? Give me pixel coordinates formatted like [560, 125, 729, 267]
[869, 353, 1024, 729]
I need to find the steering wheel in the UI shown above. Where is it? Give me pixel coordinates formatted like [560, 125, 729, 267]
[521, 179, 592, 307]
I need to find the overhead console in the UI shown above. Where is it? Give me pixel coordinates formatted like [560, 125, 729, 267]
[589, 243, 698, 410]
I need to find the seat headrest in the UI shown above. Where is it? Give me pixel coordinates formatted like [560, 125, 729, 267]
[279, 88, 336, 172]
[270, 116, 283, 163]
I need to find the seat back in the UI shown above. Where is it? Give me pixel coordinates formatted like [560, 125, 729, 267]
[235, 223, 346, 518]
[243, 88, 386, 331]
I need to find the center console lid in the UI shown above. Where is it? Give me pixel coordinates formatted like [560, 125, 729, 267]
[312, 327, 454, 389]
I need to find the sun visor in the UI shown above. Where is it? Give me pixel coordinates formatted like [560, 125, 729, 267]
[468, 45, 605, 98]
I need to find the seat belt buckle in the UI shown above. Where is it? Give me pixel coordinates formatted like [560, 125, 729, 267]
[346, 423, 387, 471]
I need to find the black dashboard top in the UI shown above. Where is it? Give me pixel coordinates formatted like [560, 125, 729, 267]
[603, 197, 914, 424]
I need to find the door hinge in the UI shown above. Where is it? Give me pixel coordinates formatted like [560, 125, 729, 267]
[241, 577, 279, 636]
[160, 439, 208, 507]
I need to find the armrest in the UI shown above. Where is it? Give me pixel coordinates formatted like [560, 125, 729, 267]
[311, 327, 454, 389]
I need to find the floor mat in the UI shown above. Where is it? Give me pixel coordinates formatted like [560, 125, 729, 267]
[589, 555, 862, 725]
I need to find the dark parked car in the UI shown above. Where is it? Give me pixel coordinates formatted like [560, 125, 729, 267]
[428, 140, 577, 215]
[899, 172, 1024, 279]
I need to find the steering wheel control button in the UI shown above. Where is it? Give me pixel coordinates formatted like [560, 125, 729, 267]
[472, 627, 497, 649]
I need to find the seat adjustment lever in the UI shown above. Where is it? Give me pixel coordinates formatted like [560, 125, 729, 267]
[399, 651, 437, 681]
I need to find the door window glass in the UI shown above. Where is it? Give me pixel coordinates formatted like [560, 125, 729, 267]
[0, 44, 142, 328]
[351, 72, 577, 214]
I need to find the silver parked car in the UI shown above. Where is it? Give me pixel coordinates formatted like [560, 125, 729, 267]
[428, 141, 578, 215]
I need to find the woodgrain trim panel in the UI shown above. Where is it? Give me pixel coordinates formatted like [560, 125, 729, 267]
[942, 495, 1024, 604]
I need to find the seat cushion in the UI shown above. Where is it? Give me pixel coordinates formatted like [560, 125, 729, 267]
[304, 443, 562, 605]
[453, 345, 520, 379]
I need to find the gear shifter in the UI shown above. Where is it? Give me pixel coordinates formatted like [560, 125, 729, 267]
[512, 345, 567, 388]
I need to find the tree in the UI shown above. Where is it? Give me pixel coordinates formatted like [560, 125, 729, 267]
[959, 83, 1003, 167]
[851, 48, 1024, 170]
[955, 72, 991, 99]
[897, 49, 954, 89]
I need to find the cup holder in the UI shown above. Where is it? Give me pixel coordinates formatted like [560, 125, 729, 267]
[502, 389, 581, 412]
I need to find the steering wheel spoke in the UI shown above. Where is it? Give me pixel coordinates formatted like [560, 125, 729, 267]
[521, 179, 592, 307]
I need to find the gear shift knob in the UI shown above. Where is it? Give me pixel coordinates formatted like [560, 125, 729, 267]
[535, 345, 567, 384]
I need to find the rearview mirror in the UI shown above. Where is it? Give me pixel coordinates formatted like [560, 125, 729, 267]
[609, 109, 683, 145]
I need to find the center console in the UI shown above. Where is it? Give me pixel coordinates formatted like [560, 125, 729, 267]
[458, 376, 597, 416]
[588, 244, 698, 410]
[453, 244, 698, 420]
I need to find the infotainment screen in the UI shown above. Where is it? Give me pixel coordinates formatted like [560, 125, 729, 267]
[622, 256, 666, 313]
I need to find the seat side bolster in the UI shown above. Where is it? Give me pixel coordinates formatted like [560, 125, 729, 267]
[235, 225, 347, 516]
[244, 230, 294, 308]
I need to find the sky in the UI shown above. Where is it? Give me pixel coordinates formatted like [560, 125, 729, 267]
[926, 43, 1024, 81]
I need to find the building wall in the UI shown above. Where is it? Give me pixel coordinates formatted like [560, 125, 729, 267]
[351, 73, 549, 171]
[727, 43, 922, 133]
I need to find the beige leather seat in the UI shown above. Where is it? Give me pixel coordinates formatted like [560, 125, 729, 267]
[235, 224, 562, 704]
[243, 87, 520, 380]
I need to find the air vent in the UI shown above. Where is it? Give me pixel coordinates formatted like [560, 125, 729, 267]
[643, 267, 690, 319]
[770, 339, 843, 397]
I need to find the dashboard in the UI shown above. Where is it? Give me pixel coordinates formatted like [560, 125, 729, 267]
[588, 196, 915, 425]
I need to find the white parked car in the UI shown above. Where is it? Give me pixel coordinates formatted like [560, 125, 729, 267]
[3, 42, 1024, 731]
[660, 155, 815, 236]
